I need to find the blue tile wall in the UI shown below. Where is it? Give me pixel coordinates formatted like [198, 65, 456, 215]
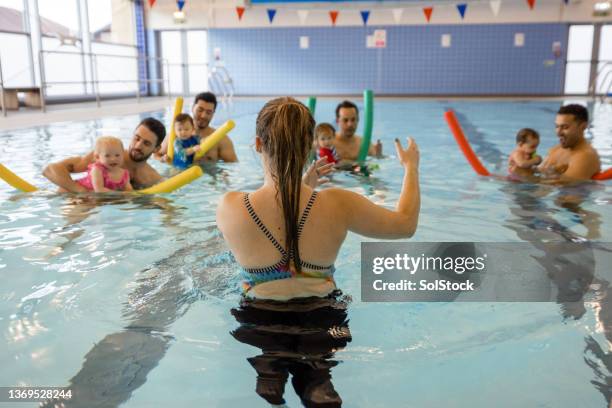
[208, 23, 567, 95]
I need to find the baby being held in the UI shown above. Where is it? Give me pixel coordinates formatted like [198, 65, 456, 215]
[172, 113, 201, 169]
[315, 123, 339, 164]
[77, 136, 132, 192]
[508, 128, 542, 177]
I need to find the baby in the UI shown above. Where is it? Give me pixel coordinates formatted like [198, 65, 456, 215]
[508, 128, 542, 177]
[77, 136, 132, 192]
[172, 113, 201, 169]
[315, 123, 339, 164]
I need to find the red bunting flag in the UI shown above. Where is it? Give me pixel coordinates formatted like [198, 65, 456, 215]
[148, 0, 156, 7]
[236, 6, 245, 21]
[526, 0, 535, 9]
[423, 7, 433, 22]
[329, 10, 339, 26]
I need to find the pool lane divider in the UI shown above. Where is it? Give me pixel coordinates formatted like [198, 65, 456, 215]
[167, 96, 184, 162]
[0, 163, 203, 194]
[444, 109, 611, 181]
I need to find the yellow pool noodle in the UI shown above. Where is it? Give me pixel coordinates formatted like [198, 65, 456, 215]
[194, 120, 235, 161]
[167, 96, 184, 161]
[0, 163, 39, 192]
[137, 165, 203, 195]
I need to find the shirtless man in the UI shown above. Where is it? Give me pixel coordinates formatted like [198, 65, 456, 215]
[334, 100, 382, 163]
[43, 117, 166, 191]
[159, 92, 238, 163]
[539, 104, 601, 182]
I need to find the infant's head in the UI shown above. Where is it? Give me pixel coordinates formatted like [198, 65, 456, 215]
[95, 136, 125, 168]
[315, 123, 335, 149]
[174, 114, 195, 140]
[516, 128, 539, 155]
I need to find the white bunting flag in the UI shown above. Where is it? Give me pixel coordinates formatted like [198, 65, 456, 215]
[297, 10, 309, 25]
[392, 8, 404, 24]
[490, 0, 502, 16]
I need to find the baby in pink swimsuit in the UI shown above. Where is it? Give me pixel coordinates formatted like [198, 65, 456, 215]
[77, 136, 132, 192]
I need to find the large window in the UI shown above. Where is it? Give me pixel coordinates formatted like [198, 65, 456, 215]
[596, 25, 612, 95]
[87, 0, 135, 45]
[0, 0, 25, 32]
[160, 31, 183, 96]
[91, 42, 138, 95]
[564, 25, 594, 95]
[38, 0, 80, 38]
[159, 30, 209, 96]
[0, 1, 32, 87]
[187, 31, 208, 95]
[0, 32, 32, 87]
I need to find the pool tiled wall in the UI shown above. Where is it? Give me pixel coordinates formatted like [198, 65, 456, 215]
[208, 23, 567, 95]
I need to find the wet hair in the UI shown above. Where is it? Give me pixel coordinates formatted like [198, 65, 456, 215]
[174, 113, 194, 127]
[256, 97, 315, 273]
[335, 100, 358, 119]
[193, 92, 217, 110]
[95, 136, 124, 154]
[557, 104, 588, 123]
[315, 123, 335, 140]
[137, 117, 166, 147]
[516, 128, 540, 145]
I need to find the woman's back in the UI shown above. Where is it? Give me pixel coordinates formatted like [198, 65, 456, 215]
[216, 97, 420, 300]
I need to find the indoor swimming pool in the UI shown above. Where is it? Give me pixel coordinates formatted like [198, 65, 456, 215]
[1, 98, 611, 407]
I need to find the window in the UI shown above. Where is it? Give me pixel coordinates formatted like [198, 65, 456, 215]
[0, 0, 25, 33]
[564, 25, 594, 95]
[596, 25, 612, 95]
[88, 0, 135, 45]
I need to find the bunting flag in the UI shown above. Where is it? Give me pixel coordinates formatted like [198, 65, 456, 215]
[490, 0, 501, 16]
[267, 9, 276, 24]
[392, 8, 403, 24]
[329, 10, 339, 26]
[177, 0, 185, 11]
[526, 0, 535, 9]
[148, 0, 155, 7]
[360, 10, 370, 26]
[457, 4, 467, 19]
[236, 6, 245, 21]
[423, 7, 433, 22]
[297, 10, 309, 25]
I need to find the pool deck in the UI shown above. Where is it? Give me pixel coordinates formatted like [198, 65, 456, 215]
[0, 95, 593, 132]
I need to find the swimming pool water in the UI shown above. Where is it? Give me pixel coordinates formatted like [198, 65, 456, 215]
[1, 99, 611, 407]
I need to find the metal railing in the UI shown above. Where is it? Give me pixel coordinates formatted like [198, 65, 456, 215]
[208, 64, 234, 105]
[38, 49, 171, 112]
[590, 61, 612, 104]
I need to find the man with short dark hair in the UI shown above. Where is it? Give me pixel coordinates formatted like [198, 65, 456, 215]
[334, 100, 382, 162]
[539, 104, 601, 181]
[158, 92, 238, 163]
[43, 117, 167, 191]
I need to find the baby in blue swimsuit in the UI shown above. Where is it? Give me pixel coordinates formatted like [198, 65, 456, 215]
[172, 113, 201, 169]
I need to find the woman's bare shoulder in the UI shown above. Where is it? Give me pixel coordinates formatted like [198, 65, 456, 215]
[219, 191, 245, 208]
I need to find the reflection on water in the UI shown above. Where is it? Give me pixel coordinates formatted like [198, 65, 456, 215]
[231, 293, 352, 407]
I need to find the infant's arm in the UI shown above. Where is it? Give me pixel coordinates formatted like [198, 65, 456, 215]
[91, 166, 111, 192]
